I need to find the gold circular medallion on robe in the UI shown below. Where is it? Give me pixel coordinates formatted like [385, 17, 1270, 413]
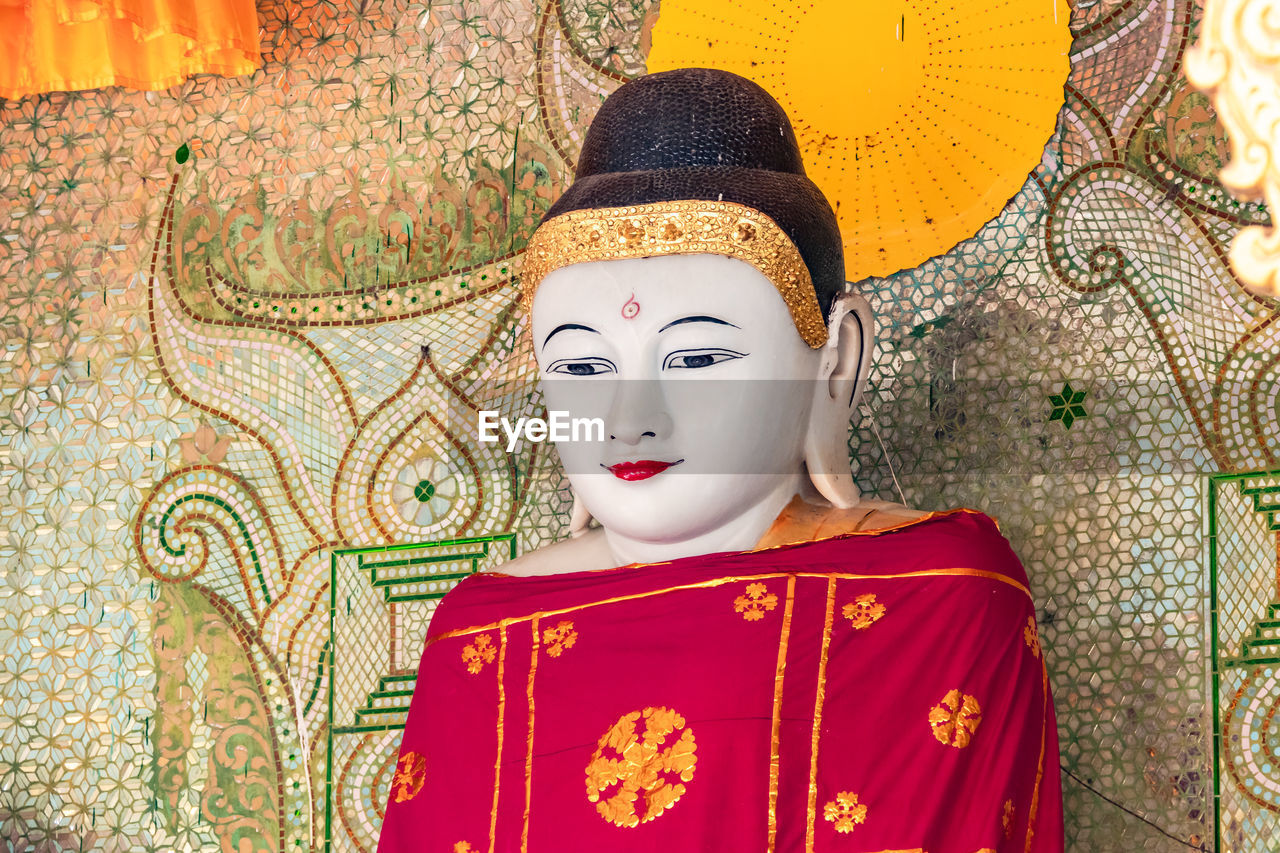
[647, 0, 1072, 280]
[585, 706, 698, 828]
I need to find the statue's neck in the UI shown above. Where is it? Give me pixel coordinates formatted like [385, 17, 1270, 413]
[601, 473, 805, 566]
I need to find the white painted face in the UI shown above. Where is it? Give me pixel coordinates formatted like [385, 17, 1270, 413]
[531, 253, 824, 550]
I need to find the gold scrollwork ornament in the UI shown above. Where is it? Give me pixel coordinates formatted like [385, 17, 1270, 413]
[1187, 0, 1280, 297]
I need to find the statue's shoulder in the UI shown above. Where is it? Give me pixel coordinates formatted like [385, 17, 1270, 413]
[755, 496, 929, 549]
[760, 500, 1026, 585]
[851, 499, 931, 532]
[489, 528, 616, 577]
[492, 498, 944, 577]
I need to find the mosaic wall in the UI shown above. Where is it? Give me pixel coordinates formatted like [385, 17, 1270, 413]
[1, 0, 1278, 851]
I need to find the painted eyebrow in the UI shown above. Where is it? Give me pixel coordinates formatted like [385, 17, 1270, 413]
[657, 315, 740, 333]
[542, 323, 599, 347]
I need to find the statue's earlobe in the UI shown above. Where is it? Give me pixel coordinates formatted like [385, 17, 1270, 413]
[804, 293, 874, 508]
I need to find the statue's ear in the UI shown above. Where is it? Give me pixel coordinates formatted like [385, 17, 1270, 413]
[804, 293, 874, 508]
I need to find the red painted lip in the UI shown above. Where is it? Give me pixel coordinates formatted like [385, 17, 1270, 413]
[606, 459, 680, 481]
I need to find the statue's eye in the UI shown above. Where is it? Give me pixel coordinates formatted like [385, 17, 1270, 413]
[546, 358, 615, 376]
[662, 349, 745, 370]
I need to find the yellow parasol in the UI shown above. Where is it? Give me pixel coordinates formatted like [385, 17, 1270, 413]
[647, 0, 1072, 281]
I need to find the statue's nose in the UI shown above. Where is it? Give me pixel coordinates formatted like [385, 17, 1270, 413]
[606, 379, 673, 445]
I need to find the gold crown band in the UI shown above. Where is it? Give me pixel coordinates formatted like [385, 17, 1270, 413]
[519, 200, 828, 348]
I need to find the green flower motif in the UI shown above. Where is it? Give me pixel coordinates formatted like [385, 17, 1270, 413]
[1048, 382, 1088, 429]
[392, 457, 459, 527]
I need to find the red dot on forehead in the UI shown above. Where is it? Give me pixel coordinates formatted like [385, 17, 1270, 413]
[620, 293, 640, 320]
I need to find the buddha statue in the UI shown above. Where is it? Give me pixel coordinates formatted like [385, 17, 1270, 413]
[379, 68, 1063, 853]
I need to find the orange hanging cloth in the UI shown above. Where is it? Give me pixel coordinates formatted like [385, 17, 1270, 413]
[0, 0, 259, 99]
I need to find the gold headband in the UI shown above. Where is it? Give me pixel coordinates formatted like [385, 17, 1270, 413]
[519, 200, 828, 348]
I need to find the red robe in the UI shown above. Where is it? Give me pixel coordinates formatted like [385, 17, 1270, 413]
[378, 508, 1063, 853]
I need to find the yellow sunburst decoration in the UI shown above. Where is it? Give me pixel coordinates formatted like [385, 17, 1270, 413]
[647, 0, 1072, 281]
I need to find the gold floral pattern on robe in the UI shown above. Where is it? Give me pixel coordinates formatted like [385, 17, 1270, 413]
[390, 751, 427, 803]
[842, 593, 887, 629]
[461, 634, 497, 674]
[822, 791, 868, 833]
[1024, 616, 1041, 658]
[542, 620, 578, 657]
[928, 689, 983, 748]
[733, 581, 779, 621]
[584, 706, 697, 828]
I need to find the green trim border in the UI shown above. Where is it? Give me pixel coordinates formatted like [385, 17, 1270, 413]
[324, 533, 517, 853]
[1207, 466, 1280, 853]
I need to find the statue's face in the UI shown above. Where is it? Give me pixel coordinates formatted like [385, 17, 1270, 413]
[532, 253, 823, 545]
